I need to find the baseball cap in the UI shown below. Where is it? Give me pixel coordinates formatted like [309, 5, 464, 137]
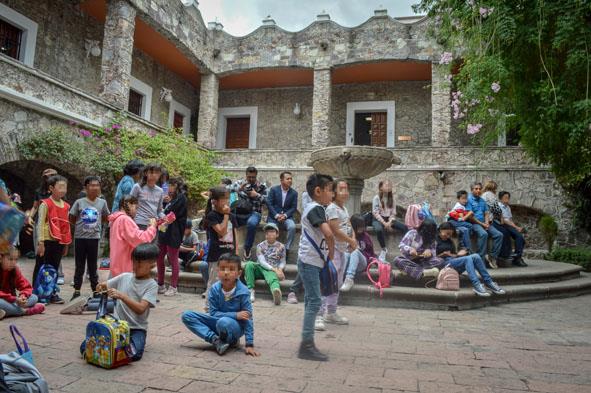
[263, 222, 279, 232]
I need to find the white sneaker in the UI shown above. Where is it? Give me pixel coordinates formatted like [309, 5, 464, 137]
[422, 267, 440, 279]
[158, 285, 167, 294]
[340, 277, 354, 292]
[314, 316, 326, 331]
[164, 287, 178, 297]
[57, 277, 65, 285]
[324, 312, 349, 325]
[272, 288, 282, 305]
[250, 289, 255, 303]
[60, 296, 88, 315]
[378, 249, 387, 261]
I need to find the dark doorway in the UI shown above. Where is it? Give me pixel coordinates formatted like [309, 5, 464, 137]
[354, 112, 387, 147]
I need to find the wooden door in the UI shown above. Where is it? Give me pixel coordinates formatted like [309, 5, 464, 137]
[225, 117, 250, 149]
[173, 111, 184, 129]
[370, 112, 387, 147]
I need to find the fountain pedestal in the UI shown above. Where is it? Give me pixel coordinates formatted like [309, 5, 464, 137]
[308, 146, 401, 214]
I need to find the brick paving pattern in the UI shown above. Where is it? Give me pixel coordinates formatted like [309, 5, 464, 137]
[2, 258, 590, 393]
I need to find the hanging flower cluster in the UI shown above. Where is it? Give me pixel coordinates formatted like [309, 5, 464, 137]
[467, 123, 483, 134]
[439, 51, 453, 65]
[451, 91, 465, 120]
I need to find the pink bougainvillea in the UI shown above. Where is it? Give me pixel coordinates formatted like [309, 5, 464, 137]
[491, 81, 501, 93]
[467, 123, 483, 135]
[439, 52, 453, 65]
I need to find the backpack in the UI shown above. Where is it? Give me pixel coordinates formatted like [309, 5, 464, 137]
[0, 324, 49, 393]
[84, 294, 132, 369]
[436, 265, 460, 291]
[303, 230, 339, 297]
[32, 264, 59, 303]
[366, 257, 392, 297]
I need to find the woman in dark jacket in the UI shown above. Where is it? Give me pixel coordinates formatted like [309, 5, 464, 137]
[156, 177, 188, 296]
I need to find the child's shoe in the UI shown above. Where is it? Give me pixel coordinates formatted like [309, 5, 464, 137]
[473, 283, 491, 297]
[158, 285, 167, 294]
[249, 289, 255, 303]
[272, 288, 282, 305]
[212, 335, 230, 356]
[298, 340, 328, 361]
[314, 316, 326, 331]
[25, 303, 45, 316]
[70, 291, 81, 302]
[50, 294, 65, 304]
[0, 309, 5, 320]
[485, 281, 506, 295]
[57, 277, 65, 285]
[324, 312, 349, 325]
[164, 287, 178, 297]
[340, 277, 354, 292]
[422, 268, 440, 279]
[286, 292, 298, 304]
[60, 296, 88, 314]
[378, 249, 387, 261]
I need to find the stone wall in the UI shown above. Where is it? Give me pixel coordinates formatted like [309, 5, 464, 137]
[330, 81, 432, 147]
[219, 87, 313, 149]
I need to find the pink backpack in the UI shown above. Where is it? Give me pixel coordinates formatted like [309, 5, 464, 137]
[367, 257, 392, 297]
[435, 266, 460, 291]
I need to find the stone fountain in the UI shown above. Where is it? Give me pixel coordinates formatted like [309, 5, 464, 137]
[308, 146, 401, 214]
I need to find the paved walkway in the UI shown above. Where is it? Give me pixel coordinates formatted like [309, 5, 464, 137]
[2, 258, 591, 393]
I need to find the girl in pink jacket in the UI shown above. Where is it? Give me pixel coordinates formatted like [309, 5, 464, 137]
[108, 195, 157, 277]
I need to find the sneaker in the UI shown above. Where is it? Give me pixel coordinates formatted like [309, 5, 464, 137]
[50, 294, 65, 304]
[314, 316, 326, 331]
[158, 285, 167, 294]
[272, 288, 282, 305]
[212, 336, 230, 356]
[164, 287, 178, 297]
[201, 291, 207, 299]
[60, 296, 88, 314]
[422, 267, 440, 279]
[485, 281, 506, 295]
[57, 277, 65, 285]
[473, 283, 491, 297]
[286, 292, 298, 304]
[250, 289, 255, 303]
[485, 255, 498, 269]
[378, 249, 387, 261]
[70, 291, 81, 302]
[25, 303, 45, 316]
[243, 249, 252, 260]
[512, 257, 528, 267]
[324, 312, 349, 325]
[0, 309, 5, 320]
[340, 277, 354, 292]
[298, 340, 328, 361]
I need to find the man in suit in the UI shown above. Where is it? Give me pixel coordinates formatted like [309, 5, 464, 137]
[266, 172, 298, 254]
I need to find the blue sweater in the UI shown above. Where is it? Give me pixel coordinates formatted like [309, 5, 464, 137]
[208, 280, 254, 345]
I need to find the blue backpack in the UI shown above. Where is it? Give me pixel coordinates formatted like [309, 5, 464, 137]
[33, 265, 58, 303]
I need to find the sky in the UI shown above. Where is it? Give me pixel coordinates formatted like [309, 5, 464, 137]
[195, 0, 421, 36]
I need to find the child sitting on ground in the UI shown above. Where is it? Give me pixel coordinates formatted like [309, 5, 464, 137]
[447, 190, 474, 251]
[0, 246, 45, 319]
[79, 243, 159, 362]
[244, 223, 286, 305]
[340, 214, 377, 291]
[181, 253, 259, 357]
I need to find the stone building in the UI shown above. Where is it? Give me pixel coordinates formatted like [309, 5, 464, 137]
[0, 0, 585, 247]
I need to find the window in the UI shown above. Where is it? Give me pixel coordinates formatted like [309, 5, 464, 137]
[128, 89, 143, 117]
[168, 99, 191, 135]
[173, 111, 184, 128]
[0, 19, 22, 60]
[0, 3, 38, 66]
[217, 107, 258, 149]
[225, 117, 250, 149]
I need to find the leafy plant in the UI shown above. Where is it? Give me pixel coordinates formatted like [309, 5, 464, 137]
[545, 247, 591, 271]
[538, 215, 558, 252]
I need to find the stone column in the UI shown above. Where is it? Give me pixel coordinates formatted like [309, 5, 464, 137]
[197, 73, 219, 148]
[431, 63, 452, 146]
[99, 0, 136, 109]
[344, 178, 364, 215]
[312, 68, 332, 147]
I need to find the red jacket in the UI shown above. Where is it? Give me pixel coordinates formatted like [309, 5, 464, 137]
[0, 267, 33, 303]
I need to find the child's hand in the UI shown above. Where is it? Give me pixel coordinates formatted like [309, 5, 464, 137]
[37, 242, 45, 257]
[221, 204, 231, 215]
[96, 282, 108, 292]
[163, 195, 171, 204]
[423, 250, 432, 258]
[236, 311, 251, 320]
[149, 218, 157, 228]
[245, 347, 260, 357]
[409, 248, 418, 257]
[275, 268, 285, 281]
[107, 288, 123, 300]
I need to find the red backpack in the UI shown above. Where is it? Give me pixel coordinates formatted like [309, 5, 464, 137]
[367, 257, 391, 297]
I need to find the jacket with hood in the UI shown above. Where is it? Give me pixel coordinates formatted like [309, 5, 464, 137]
[0, 267, 33, 303]
[208, 280, 254, 346]
[108, 211, 156, 277]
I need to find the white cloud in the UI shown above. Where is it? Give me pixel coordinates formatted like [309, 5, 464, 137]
[197, 0, 420, 36]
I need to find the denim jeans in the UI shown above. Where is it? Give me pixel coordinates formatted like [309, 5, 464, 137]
[345, 249, 368, 279]
[372, 218, 408, 249]
[237, 212, 262, 252]
[503, 225, 525, 257]
[449, 220, 473, 251]
[492, 222, 512, 258]
[198, 260, 209, 285]
[472, 223, 503, 260]
[446, 254, 492, 288]
[298, 260, 322, 341]
[181, 311, 244, 344]
[267, 217, 296, 250]
[80, 328, 146, 361]
[0, 294, 38, 317]
[289, 272, 303, 294]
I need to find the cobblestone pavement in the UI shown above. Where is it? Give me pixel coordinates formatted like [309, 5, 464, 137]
[2, 258, 591, 393]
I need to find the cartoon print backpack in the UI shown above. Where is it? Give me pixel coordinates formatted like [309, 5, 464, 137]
[84, 294, 132, 369]
[435, 265, 460, 291]
[33, 264, 59, 303]
[367, 257, 392, 297]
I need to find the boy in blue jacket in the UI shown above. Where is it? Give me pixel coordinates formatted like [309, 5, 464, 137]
[181, 253, 260, 356]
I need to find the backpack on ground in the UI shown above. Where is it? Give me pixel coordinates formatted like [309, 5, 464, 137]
[0, 324, 49, 393]
[33, 264, 59, 303]
[84, 294, 132, 369]
[367, 257, 392, 297]
[436, 265, 460, 291]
